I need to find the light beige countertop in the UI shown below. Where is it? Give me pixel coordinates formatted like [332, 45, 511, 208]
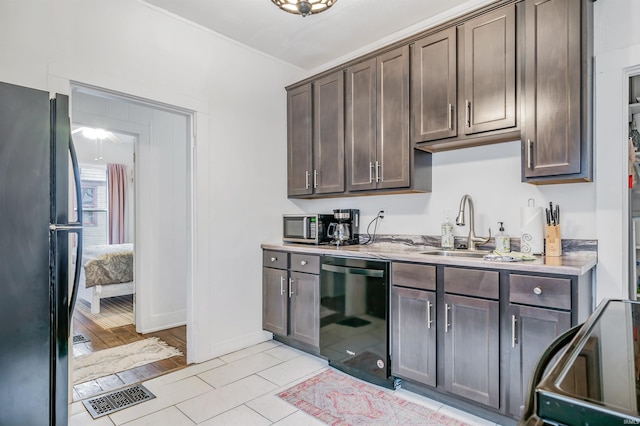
[261, 242, 597, 276]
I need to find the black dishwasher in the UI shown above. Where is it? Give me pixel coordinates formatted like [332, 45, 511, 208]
[320, 255, 396, 388]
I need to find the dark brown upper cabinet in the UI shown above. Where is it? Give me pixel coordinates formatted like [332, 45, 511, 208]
[413, 3, 519, 152]
[522, 0, 592, 183]
[346, 45, 411, 192]
[287, 83, 313, 197]
[287, 70, 345, 197]
[461, 4, 517, 135]
[411, 27, 457, 143]
[313, 71, 345, 194]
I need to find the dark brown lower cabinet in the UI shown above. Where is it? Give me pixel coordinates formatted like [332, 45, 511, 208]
[289, 271, 319, 347]
[507, 304, 571, 418]
[443, 293, 500, 409]
[262, 266, 288, 336]
[391, 286, 436, 386]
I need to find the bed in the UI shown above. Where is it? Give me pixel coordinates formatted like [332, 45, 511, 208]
[77, 243, 135, 314]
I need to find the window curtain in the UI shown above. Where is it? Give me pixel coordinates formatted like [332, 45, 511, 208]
[107, 163, 127, 244]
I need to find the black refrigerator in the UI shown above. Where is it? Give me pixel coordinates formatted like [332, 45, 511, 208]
[0, 81, 83, 425]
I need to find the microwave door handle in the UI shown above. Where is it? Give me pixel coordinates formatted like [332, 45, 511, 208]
[303, 217, 308, 239]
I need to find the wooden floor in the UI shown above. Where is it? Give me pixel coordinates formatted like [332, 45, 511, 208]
[72, 298, 187, 401]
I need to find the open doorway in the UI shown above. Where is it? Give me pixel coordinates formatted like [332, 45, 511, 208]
[68, 84, 193, 400]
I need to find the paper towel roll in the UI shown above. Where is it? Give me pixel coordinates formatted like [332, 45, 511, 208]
[521, 206, 544, 254]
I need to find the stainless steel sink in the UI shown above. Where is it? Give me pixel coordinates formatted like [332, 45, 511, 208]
[419, 250, 491, 258]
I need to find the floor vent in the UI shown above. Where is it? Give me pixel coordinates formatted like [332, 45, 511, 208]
[73, 334, 91, 344]
[83, 384, 156, 418]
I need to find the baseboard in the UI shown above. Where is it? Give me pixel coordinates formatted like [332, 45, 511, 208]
[206, 330, 273, 360]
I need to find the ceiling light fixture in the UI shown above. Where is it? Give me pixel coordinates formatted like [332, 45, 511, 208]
[271, 0, 337, 17]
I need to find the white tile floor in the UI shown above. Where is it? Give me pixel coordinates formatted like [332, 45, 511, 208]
[69, 340, 502, 426]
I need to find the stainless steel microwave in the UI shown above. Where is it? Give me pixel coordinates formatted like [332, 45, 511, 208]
[283, 214, 333, 244]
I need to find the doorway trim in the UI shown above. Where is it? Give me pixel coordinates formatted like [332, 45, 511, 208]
[70, 81, 197, 364]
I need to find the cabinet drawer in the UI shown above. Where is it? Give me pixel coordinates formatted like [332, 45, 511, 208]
[290, 254, 319, 274]
[509, 274, 571, 310]
[263, 250, 288, 269]
[444, 267, 499, 299]
[392, 262, 436, 291]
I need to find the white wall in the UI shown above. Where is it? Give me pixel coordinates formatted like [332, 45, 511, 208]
[0, 0, 301, 362]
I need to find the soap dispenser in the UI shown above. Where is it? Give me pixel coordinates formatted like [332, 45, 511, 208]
[495, 222, 511, 253]
[441, 216, 454, 249]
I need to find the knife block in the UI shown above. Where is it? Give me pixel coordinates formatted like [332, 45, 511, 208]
[545, 225, 562, 257]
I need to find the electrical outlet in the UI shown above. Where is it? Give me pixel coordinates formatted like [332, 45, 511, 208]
[378, 210, 385, 219]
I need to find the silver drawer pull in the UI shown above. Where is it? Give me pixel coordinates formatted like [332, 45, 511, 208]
[444, 303, 450, 333]
[533, 286, 542, 295]
[271, 257, 277, 262]
[300, 260, 307, 266]
[280, 276, 285, 296]
[511, 315, 517, 348]
[289, 277, 294, 297]
[426, 300, 432, 329]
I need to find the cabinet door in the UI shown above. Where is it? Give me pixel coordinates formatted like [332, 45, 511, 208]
[508, 304, 570, 418]
[462, 4, 516, 135]
[523, 0, 582, 178]
[377, 45, 410, 190]
[346, 58, 377, 192]
[411, 27, 457, 142]
[290, 271, 320, 347]
[444, 293, 499, 408]
[262, 267, 288, 336]
[391, 287, 436, 386]
[287, 83, 313, 196]
[314, 71, 345, 194]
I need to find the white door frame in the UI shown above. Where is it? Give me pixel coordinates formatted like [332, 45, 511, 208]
[70, 81, 196, 363]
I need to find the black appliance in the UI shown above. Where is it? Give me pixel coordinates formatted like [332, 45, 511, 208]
[0, 82, 82, 425]
[319, 255, 395, 389]
[328, 209, 360, 246]
[282, 214, 334, 244]
[522, 299, 640, 425]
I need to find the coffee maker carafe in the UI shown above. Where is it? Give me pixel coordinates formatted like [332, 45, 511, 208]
[328, 209, 360, 246]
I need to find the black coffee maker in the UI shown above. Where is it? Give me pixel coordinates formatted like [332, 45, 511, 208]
[328, 209, 360, 245]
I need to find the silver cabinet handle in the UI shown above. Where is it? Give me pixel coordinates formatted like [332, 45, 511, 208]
[271, 257, 277, 262]
[289, 277, 294, 297]
[444, 303, 450, 333]
[448, 103, 453, 130]
[465, 100, 471, 128]
[375, 160, 381, 183]
[280, 276, 285, 296]
[313, 170, 318, 189]
[511, 314, 517, 348]
[305, 170, 310, 189]
[527, 139, 534, 169]
[533, 286, 542, 295]
[426, 300, 432, 329]
[300, 260, 307, 266]
[369, 161, 373, 183]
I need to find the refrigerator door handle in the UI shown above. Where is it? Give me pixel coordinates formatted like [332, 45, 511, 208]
[67, 134, 83, 327]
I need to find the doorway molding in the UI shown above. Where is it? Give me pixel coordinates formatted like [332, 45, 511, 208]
[70, 81, 197, 363]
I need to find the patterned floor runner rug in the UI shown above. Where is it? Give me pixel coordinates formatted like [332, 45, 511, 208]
[73, 337, 182, 384]
[278, 369, 471, 425]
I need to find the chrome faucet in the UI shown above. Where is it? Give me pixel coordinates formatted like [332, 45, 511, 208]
[455, 194, 491, 250]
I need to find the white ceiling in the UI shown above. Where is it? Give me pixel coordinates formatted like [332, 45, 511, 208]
[141, 0, 486, 71]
